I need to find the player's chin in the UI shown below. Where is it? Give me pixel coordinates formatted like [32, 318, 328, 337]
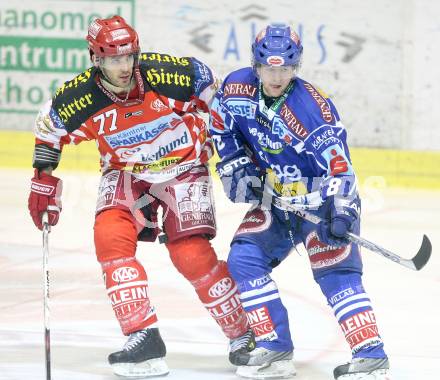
[118, 78, 131, 86]
[267, 86, 284, 97]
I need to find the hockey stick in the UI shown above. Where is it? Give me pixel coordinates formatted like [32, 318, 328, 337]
[42, 212, 52, 380]
[274, 199, 432, 271]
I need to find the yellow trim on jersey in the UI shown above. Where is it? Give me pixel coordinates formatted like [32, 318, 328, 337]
[265, 168, 308, 196]
[315, 86, 329, 99]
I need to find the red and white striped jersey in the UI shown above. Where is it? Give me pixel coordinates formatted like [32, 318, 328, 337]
[33, 52, 220, 183]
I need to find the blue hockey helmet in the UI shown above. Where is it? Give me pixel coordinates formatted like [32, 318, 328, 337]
[252, 24, 303, 67]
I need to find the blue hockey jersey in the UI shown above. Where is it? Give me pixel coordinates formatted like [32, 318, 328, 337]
[209, 67, 356, 199]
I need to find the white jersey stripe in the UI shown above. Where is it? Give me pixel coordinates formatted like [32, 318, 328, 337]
[332, 293, 369, 312]
[242, 293, 280, 308]
[240, 282, 278, 300]
[335, 301, 372, 321]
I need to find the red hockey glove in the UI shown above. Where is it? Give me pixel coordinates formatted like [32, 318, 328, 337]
[28, 169, 63, 230]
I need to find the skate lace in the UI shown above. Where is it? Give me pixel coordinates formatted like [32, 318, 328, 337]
[123, 330, 149, 351]
[230, 330, 253, 352]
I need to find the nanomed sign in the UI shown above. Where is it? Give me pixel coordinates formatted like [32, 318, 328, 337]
[0, 0, 134, 120]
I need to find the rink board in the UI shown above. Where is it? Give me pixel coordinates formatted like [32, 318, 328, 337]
[2, 130, 440, 189]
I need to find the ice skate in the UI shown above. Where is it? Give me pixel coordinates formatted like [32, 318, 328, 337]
[108, 328, 169, 378]
[333, 357, 391, 380]
[235, 346, 296, 379]
[229, 329, 257, 365]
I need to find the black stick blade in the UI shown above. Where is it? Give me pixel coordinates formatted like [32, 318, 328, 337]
[412, 235, 432, 270]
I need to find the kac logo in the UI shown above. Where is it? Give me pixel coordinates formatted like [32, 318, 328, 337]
[208, 277, 233, 298]
[112, 267, 139, 282]
[151, 98, 168, 113]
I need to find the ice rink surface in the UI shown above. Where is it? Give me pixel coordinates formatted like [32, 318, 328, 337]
[1, 169, 439, 380]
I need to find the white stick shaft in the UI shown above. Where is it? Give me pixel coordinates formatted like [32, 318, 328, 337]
[42, 212, 52, 379]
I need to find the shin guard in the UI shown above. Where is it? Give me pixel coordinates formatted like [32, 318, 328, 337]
[102, 257, 157, 335]
[191, 261, 249, 339]
[238, 274, 293, 352]
[317, 271, 387, 358]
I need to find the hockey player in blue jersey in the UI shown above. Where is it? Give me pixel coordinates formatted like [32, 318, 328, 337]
[209, 24, 391, 380]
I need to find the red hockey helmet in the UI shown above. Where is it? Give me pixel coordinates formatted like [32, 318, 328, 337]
[86, 15, 140, 58]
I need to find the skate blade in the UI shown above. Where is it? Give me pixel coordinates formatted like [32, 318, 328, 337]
[337, 368, 391, 380]
[236, 359, 296, 379]
[112, 357, 169, 378]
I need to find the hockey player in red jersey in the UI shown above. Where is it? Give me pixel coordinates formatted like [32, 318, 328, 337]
[27, 15, 253, 378]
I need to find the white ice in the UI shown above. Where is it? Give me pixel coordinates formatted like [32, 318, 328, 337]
[1, 169, 439, 379]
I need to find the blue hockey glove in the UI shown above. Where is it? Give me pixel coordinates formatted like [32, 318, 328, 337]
[319, 196, 360, 247]
[216, 149, 263, 203]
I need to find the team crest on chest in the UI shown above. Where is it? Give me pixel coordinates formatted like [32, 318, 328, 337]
[151, 98, 168, 113]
